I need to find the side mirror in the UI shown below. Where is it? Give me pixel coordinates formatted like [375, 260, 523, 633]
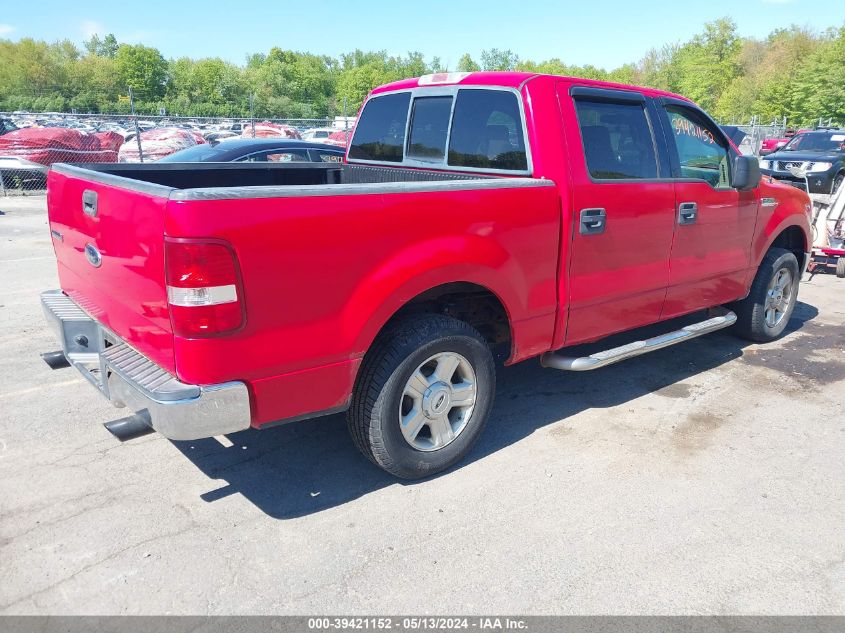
[731, 155, 761, 191]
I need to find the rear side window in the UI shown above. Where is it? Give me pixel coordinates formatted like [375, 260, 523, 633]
[314, 150, 343, 163]
[574, 99, 657, 179]
[348, 92, 411, 163]
[448, 90, 527, 171]
[407, 96, 453, 161]
[236, 149, 309, 162]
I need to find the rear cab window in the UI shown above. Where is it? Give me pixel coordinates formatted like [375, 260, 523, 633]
[348, 87, 529, 174]
[348, 92, 411, 163]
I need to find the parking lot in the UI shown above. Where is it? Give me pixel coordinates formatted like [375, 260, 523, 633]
[0, 195, 843, 615]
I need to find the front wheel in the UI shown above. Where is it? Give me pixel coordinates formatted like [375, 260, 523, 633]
[832, 171, 844, 196]
[348, 314, 496, 479]
[732, 247, 800, 342]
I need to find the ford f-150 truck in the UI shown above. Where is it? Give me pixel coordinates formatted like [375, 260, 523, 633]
[41, 71, 812, 479]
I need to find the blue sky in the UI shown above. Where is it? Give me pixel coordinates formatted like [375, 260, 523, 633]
[1, 0, 843, 69]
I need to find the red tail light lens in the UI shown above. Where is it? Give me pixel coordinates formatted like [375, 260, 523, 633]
[165, 238, 245, 337]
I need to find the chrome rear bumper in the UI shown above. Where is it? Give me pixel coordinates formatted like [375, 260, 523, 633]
[40, 289, 251, 440]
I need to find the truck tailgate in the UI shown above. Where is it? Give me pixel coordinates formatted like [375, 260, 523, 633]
[47, 169, 175, 374]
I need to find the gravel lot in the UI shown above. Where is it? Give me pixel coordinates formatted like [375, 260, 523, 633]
[1, 195, 843, 615]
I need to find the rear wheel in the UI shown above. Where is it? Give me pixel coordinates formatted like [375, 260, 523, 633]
[837, 257, 845, 279]
[348, 314, 496, 479]
[732, 247, 800, 342]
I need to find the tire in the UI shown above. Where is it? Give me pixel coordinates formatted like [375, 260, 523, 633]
[837, 257, 845, 279]
[832, 171, 844, 196]
[348, 314, 496, 479]
[732, 247, 800, 342]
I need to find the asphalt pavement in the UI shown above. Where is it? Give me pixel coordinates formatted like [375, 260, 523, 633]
[1, 195, 843, 614]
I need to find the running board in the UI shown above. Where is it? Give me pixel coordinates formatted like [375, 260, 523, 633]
[541, 309, 737, 371]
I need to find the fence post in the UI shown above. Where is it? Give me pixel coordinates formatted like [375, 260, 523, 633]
[129, 86, 144, 163]
[249, 94, 255, 138]
[0, 168, 6, 197]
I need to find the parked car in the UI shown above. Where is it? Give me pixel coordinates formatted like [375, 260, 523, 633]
[240, 121, 301, 139]
[760, 132, 794, 156]
[323, 129, 351, 148]
[759, 130, 845, 194]
[300, 127, 337, 141]
[158, 138, 345, 163]
[118, 127, 205, 163]
[40, 71, 811, 479]
[0, 117, 18, 135]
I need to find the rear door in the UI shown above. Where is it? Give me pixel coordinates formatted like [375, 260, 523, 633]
[656, 100, 758, 317]
[558, 84, 676, 344]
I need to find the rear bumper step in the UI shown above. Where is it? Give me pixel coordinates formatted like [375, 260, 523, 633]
[541, 309, 737, 371]
[40, 289, 251, 441]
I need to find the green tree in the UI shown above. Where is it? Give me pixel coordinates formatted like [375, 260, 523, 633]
[789, 26, 845, 123]
[480, 48, 519, 71]
[672, 18, 742, 113]
[456, 53, 480, 72]
[115, 44, 168, 100]
[83, 33, 119, 59]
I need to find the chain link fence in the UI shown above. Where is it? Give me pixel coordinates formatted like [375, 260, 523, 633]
[0, 112, 354, 195]
[717, 116, 789, 156]
[2, 109, 841, 196]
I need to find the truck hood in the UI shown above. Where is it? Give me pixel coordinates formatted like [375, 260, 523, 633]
[765, 150, 842, 163]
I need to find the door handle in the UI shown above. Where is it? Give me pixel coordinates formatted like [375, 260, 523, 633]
[82, 190, 98, 218]
[579, 208, 607, 235]
[678, 201, 697, 225]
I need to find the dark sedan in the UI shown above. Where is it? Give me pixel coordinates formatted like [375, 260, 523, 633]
[759, 130, 845, 194]
[159, 138, 345, 163]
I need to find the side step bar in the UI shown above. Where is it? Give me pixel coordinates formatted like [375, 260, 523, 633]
[541, 309, 737, 371]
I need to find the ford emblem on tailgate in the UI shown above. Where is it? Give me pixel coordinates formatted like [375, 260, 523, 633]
[84, 243, 103, 268]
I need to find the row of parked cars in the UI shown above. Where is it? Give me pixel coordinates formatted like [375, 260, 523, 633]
[0, 114, 352, 177]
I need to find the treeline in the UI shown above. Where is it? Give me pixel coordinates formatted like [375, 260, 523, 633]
[0, 18, 843, 124]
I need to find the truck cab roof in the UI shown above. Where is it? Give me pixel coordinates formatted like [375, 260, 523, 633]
[372, 71, 692, 103]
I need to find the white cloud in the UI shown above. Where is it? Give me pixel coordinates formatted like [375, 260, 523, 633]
[79, 19, 158, 45]
[80, 19, 106, 39]
[0, 24, 15, 36]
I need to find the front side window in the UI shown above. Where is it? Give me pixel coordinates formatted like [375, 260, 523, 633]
[448, 90, 527, 171]
[407, 96, 453, 161]
[665, 106, 730, 188]
[574, 99, 657, 179]
[348, 92, 411, 163]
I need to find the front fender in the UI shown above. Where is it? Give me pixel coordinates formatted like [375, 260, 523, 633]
[752, 181, 811, 267]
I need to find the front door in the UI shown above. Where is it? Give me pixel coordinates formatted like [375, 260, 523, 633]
[558, 84, 676, 345]
[658, 102, 759, 318]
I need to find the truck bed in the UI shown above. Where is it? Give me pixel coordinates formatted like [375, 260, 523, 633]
[55, 161, 494, 193]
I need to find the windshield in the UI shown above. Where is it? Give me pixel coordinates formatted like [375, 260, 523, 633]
[782, 132, 845, 152]
[158, 143, 226, 162]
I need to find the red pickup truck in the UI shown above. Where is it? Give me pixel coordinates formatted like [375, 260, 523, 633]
[41, 72, 812, 479]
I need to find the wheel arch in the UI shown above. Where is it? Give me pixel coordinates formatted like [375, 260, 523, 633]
[768, 224, 810, 269]
[341, 233, 556, 368]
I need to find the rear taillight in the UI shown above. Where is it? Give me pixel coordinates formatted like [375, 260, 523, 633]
[165, 238, 245, 337]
